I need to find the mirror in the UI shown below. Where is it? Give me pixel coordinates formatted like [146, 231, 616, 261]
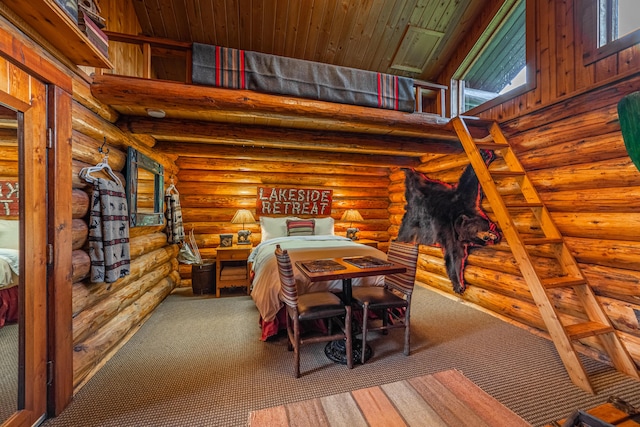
[0, 105, 19, 423]
[126, 147, 164, 227]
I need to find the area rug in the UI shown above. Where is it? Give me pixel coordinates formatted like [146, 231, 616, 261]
[248, 369, 532, 426]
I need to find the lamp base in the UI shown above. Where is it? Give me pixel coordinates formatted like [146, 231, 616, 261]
[346, 227, 359, 240]
[237, 229, 252, 245]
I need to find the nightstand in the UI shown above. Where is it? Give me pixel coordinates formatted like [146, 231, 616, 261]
[216, 245, 252, 298]
[356, 239, 378, 249]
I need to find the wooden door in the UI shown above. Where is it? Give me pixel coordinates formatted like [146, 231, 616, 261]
[0, 63, 48, 426]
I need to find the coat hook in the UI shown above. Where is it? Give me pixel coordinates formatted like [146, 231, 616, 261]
[99, 137, 110, 155]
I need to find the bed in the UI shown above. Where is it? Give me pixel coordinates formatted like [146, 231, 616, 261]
[0, 220, 19, 328]
[248, 216, 386, 340]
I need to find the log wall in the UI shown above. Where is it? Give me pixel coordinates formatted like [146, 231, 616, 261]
[415, 0, 640, 369]
[68, 0, 181, 390]
[174, 150, 393, 286]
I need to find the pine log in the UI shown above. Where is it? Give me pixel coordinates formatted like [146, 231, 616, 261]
[552, 212, 640, 241]
[540, 186, 640, 212]
[518, 132, 627, 171]
[176, 153, 401, 173]
[528, 157, 640, 191]
[129, 224, 166, 238]
[72, 250, 91, 283]
[129, 232, 168, 259]
[72, 277, 174, 388]
[72, 130, 126, 172]
[72, 101, 177, 175]
[565, 237, 640, 271]
[72, 189, 90, 219]
[71, 77, 119, 123]
[175, 181, 389, 199]
[72, 219, 88, 250]
[581, 264, 640, 305]
[72, 245, 178, 315]
[0, 159, 17, 176]
[178, 170, 389, 187]
[73, 261, 174, 343]
[0, 144, 17, 160]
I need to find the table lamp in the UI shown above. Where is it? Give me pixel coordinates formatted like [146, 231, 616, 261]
[341, 209, 363, 240]
[231, 209, 256, 245]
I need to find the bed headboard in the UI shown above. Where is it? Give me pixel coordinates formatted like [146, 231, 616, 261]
[0, 219, 19, 250]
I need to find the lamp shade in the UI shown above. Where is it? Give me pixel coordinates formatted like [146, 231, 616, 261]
[340, 209, 363, 222]
[231, 209, 256, 225]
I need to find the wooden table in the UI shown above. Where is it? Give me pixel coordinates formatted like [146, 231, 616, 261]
[295, 256, 406, 364]
[295, 256, 406, 305]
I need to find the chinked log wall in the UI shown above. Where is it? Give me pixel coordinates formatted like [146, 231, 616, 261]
[388, 77, 640, 368]
[174, 153, 393, 287]
[70, 78, 180, 389]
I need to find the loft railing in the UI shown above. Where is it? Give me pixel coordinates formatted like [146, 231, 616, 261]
[102, 31, 447, 117]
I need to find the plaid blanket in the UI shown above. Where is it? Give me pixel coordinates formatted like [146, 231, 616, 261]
[87, 178, 131, 283]
[165, 193, 185, 244]
[192, 43, 415, 112]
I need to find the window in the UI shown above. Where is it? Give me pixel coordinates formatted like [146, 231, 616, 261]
[451, 0, 534, 115]
[581, 0, 640, 65]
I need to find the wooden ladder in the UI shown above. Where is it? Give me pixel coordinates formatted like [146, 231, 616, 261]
[451, 116, 639, 393]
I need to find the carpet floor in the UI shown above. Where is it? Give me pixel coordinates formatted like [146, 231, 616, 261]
[41, 285, 640, 427]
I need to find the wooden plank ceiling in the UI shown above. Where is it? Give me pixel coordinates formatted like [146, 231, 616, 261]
[99, 1, 496, 163]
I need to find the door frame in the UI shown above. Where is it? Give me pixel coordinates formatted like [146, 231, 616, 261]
[0, 24, 73, 426]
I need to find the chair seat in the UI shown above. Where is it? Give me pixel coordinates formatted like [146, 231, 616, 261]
[297, 292, 345, 321]
[352, 286, 408, 309]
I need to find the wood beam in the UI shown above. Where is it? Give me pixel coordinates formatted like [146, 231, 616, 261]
[155, 141, 420, 168]
[91, 74, 459, 141]
[121, 117, 461, 156]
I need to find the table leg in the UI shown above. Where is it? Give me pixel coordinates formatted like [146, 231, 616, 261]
[324, 277, 373, 365]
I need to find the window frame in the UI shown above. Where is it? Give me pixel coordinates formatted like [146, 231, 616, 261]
[580, 0, 640, 66]
[451, 0, 536, 117]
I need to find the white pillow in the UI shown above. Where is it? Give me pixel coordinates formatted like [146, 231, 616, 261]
[314, 217, 335, 236]
[0, 220, 19, 250]
[260, 216, 299, 242]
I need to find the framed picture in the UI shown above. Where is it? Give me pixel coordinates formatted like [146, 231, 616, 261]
[219, 234, 233, 247]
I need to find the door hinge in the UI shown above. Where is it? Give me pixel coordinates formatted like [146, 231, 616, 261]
[47, 128, 53, 149]
[47, 360, 54, 386]
[47, 243, 54, 266]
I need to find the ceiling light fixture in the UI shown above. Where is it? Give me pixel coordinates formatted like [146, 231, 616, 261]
[146, 108, 166, 118]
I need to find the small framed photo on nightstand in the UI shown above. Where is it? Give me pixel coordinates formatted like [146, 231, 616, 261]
[219, 234, 234, 247]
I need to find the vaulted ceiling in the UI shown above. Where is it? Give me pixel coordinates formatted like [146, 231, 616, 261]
[130, 0, 491, 82]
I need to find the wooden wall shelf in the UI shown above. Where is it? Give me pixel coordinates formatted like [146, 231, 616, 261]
[2, 0, 113, 69]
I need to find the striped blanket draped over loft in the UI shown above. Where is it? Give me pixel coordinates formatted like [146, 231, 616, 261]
[87, 177, 131, 283]
[191, 43, 415, 112]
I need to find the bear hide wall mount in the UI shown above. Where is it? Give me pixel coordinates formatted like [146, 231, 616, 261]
[397, 151, 501, 294]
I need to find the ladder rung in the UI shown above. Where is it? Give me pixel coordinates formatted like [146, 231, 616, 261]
[505, 202, 543, 208]
[565, 321, 615, 340]
[542, 276, 587, 289]
[490, 170, 525, 177]
[522, 237, 563, 245]
[475, 142, 509, 151]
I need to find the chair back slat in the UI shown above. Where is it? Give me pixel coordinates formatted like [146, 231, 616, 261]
[275, 244, 298, 308]
[385, 241, 419, 295]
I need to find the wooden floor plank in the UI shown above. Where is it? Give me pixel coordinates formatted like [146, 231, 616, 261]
[381, 380, 449, 427]
[351, 386, 408, 427]
[320, 392, 368, 427]
[248, 370, 532, 427]
[433, 370, 532, 427]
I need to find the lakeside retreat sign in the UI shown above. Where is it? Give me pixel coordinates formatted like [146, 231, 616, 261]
[257, 187, 332, 216]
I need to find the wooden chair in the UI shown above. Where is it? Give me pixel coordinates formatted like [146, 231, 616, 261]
[275, 245, 353, 377]
[351, 241, 419, 364]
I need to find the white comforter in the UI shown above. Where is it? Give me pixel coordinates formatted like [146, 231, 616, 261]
[249, 235, 386, 323]
[0, 248, 19, 288]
